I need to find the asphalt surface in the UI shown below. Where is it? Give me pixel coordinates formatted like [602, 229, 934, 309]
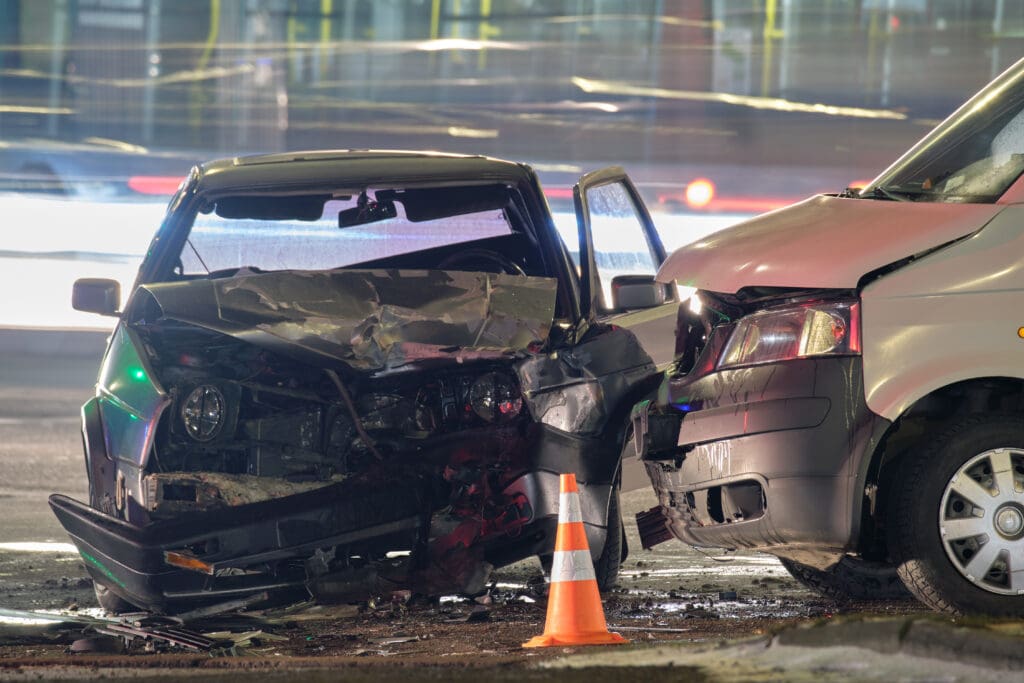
[5, 330, 1024, 682]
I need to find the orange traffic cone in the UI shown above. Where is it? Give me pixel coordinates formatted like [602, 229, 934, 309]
[523, 473, 627, 648]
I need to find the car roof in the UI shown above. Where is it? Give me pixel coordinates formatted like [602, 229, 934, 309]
[194, 150, 537, 195]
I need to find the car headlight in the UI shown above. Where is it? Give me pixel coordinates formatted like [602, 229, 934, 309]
[718, 300, 860, 370]
[468, 372, 522, 423]
[181, 385, 226, 441]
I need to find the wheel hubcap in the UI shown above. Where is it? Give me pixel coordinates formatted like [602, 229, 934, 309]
[939, 448, 1024, 595]
[995, 506, 1024, 538]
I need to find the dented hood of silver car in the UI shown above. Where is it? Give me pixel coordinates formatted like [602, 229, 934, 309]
[138, 269, 558, 372]
[656, 194, 1005, 293]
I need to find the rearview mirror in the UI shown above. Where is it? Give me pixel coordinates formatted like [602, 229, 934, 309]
[72, 278, 121, 316]
[610, 275, 667, 311]
[339, 195, 397, 228]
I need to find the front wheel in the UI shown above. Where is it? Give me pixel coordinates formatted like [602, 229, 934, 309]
[779, 556, 910, 602]
[593, 487, 624, 592]
[94, 582, 134, 614]
[539, 487, 624, 593]
[888, 414, 1024, 616]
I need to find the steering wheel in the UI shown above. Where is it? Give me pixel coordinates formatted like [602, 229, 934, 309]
[436, 248, 526, 276]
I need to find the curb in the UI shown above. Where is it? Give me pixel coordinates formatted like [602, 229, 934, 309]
[775, 617, 1024, 671]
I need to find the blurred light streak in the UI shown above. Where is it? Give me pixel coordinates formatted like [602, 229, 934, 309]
[82, 137, 148, 154]
[413, 38, 523, 52]
[0, 63, 254, 89]
[572, 77, 909, 121]
[531, 163, 583, 173]
[0, 105, 74, 115]
[447, 126, 499, 139]
[544, 14, 723, 29]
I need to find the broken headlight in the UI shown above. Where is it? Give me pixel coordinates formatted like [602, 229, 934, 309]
[181, 384, 227, 441]
[468, 372, 523, 423]
[718, 300, 860, 370]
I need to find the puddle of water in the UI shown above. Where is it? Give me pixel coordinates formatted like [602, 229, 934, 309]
[37, 607, 108, 620]
[0, 614, 61, 626]
[0, 606, 111, 626]
[0, 542, 78, 553]
[620, 565, 789, 578]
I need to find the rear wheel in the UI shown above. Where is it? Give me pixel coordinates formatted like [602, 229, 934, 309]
[779, 556, 909, 602]
[888, 414, 1024, 616]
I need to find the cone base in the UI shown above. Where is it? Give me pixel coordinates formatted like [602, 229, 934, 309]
[522, 630, 628, 648]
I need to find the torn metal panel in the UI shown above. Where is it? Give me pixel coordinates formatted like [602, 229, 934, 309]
[516, 326, 656, 435]
[143, 472, 340, 517]
[138, 269, 558, 373]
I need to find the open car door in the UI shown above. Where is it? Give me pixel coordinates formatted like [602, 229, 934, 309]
[574, 167, 678, 490]
[574, 166, 677, 365]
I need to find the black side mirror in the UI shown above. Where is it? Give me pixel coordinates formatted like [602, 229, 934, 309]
[72, 278, 121, 316]
[610, 274, 667, 311]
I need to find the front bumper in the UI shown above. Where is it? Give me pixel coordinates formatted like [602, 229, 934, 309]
[49, 480, 426, 612]
[638, 356, 890, 559]
[52, 425, 619, 612]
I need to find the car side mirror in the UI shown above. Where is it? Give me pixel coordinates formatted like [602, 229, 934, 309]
[72, 278, 121, 316]
[610, 275, 667, 311]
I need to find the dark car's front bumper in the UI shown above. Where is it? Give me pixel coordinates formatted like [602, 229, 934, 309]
[49, 481, 427, 612]
[51, 424, 619, 612]
[637, 357, 891, 559]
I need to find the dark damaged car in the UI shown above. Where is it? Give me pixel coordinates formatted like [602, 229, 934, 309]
[51, 150, 678, 613]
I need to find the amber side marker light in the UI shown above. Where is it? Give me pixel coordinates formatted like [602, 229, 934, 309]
[164, 550, 215, 575]
[1018, 327, 1024, 339]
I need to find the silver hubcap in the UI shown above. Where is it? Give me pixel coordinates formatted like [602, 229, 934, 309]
[996, 506, 1024, 537]
[939, 448, 1024, 595]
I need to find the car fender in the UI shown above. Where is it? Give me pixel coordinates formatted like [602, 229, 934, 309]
[862, 205, 1024, 421]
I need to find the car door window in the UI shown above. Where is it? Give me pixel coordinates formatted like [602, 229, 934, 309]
[584, 181, 660, 309]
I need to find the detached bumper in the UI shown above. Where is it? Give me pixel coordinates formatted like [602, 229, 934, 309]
[49, 481, 425, 612]
[638, 357, 890, 556]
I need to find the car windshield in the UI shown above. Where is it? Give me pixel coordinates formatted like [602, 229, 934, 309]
[176, 187, 515, 276]
[866, 62, 1024, 203]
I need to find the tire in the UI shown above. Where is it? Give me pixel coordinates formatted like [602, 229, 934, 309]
[593, 487, 624, 592]
[539, 487, 624, 593]
[779, 556, 910, 602]
[887, 414, 1024, 616]
[94, 582, 134, 615]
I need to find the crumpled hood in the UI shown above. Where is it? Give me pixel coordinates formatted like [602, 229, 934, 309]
[138, 269, 558, 373]
[656, 195, 1004, 293]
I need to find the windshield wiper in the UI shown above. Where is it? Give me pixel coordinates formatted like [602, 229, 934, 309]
[840, 185, 914, 202]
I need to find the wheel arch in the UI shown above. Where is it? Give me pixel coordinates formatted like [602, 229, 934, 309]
[860, 376, 1024, 554]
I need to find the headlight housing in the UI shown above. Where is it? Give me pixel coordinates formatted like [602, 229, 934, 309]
[718, 300, 860, 370]
[468, 372, 522, 423]
[181, 384, 227, 441]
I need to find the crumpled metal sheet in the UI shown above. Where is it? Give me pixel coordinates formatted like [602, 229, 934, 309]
[143, 472, 339, 516]
[138, 269, 558, 373]
[516, 326, 655, 435]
